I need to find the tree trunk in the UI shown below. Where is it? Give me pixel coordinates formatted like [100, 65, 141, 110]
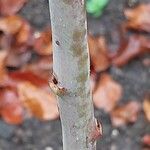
[48, 0, 101, 149]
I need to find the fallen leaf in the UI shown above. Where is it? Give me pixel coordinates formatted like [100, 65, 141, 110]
[111, 34, 150, 67]
[18, 82, 59, 120]
[6, 51, 32, 68]
[90, 73, 97, 92]
[33, 28, 52, 56]
[0, 32, 11, 50]
[9, 70, 48, 88]
[142, 135, 150, 147]
[124, 4, 150, 32]
[23, 56, 53, 79]
[93, 73, 122, 112]
[88, 35, 110, 72]
[0, 0, 27, 16]
[143, 58, 150, 67]
[0, 16, 33, 53]
[0, 16, 23, 34]
[143, 95, 150, 122]
[0, 50, 7, 78]
[12, 20, 34, 53]
[0, 87, 24, 124]
[111, 101, 141, 127]
[0, 50, 11, 87]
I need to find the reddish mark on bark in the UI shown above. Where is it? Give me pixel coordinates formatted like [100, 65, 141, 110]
[87, 119, 102, 146]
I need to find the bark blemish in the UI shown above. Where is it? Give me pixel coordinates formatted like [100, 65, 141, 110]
[49, 73, 67, 96]
[76, 86, 84, 99]
[71, 28, 86, 57]
[62, 0, 73, 5]
[71, 43, 83, 57]
[76, 70, 88, 83]
[71, 29, 88, 85]
[87, 119, 102, 146]
[73, 29, 83, 41]
[78, 53, 88, 69]
[55, 40, 60, 46]
[77, 102, 89, 118]
[63, 0, 84, 6]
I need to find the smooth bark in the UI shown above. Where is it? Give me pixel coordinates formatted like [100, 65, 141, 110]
[49, 0, 99, 149]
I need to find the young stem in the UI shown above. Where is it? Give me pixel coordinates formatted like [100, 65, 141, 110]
[49, 0, 100, 149]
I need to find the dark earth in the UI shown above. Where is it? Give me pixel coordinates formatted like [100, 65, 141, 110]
[0, 0, 150, 149]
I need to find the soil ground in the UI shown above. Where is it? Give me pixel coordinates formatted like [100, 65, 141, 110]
[0, 0, 150, 150]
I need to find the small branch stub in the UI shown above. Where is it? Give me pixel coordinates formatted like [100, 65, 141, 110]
[49, 73, 67, 96]
[87, 119, 102, 146]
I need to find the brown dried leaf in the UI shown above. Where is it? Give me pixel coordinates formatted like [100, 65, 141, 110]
[12, 20, 34, 53]
[6, 51, 32, 68]
[111, 34, 150, 67]
[0, 33, 11, 50]
[33, 28, 52, 56]
[0, 88, 24, 124]
[143, 95, 150, 122]
[0, 50, 7, 77]
[18, 82, 59, 120]
[124, 4, 150, 32]
[93, 73, 122, 112]
[88, 35, 110, 72]
[111, 101, 141, 127]
[142, 135, 150, 147]
[0, 16, 33, 53]
[143, 58, 150, 67]
[23, 56, 53, 79]
[9, 70, 48, 88]
[0, 0, 27, 16]
[0, 16, 23, 34]
[0, 50, 11, 86]
[90, 74, 97, 92]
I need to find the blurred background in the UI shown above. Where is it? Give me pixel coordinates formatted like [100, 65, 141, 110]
[0, 0, 150, 149]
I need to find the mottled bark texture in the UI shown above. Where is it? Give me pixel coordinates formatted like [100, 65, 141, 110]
[49, 0, 101, 149]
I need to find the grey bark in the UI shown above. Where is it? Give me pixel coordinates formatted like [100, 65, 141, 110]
[48, 0, 99, 149]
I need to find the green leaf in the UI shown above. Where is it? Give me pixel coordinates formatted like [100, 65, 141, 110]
[86, 0, 109, 17]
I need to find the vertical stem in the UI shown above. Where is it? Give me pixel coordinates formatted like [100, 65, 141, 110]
[49, 0, 98, 149]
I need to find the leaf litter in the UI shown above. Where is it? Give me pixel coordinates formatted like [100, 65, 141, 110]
[0, 0, 149, 134]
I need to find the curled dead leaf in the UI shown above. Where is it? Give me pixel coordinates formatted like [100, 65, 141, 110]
[93, 73, 122, 112]
[18, 82, 59, 120]
[0, 50, 7, 77]
[143, 58, 150, 67]
[0, 50, 11, 87]
[142, 135, 150, 147]
[23, 56, 53, 79]
[0, 87, 24, 124]
[111, 34, 150, 67]
[88, 35, 110, 72]
[111, 101, 141, 127]
[0, 0, 27, 16]
[33, 28, 52, 56]
[6, 51, 32, 68]
[12, 20, 34, 53]
[124, 4, 150, 32]
[0, 15, 33, 53]
[143, 95, 150, 122]
[9, 70, 48, 88]
[0, 16, 23, 34]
